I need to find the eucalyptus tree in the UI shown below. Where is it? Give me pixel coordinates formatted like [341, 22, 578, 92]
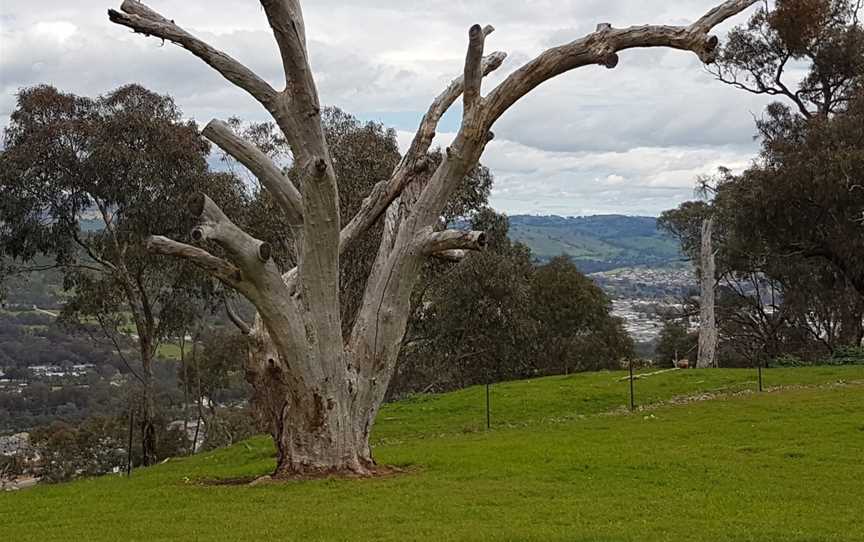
[711, 0, 863, 118]
[218, 109, 493, 434]
[0, 85, 237, 465]
[107, 0, 758, 476]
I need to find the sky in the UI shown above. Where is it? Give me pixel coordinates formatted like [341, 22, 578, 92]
[0, 0, 787, 217]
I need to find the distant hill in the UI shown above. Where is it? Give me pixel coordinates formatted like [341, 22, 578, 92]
[507, 215, 682, 273]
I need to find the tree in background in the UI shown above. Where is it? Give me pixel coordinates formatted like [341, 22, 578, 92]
[394, 216, 633, 395]
[660, 0, 864, 365]
[177, 326, 256, 450]
[214, 107, 494, 443]
[0, 85, 237, 465]
[107, 0, 756, 476]
[530, 256, 634, 374]
[393, 210, 536, 393]
[655, 321, 699, 368]
[711, 0, 863, 118]
[697, 217, 718, 368]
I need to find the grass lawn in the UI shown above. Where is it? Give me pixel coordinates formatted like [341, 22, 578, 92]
[2, 366, 863, 541]
[156, 342, 184, 360]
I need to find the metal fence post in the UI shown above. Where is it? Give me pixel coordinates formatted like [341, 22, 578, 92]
[758, 361, 763, 393]
[629, 359, 635, 411]
[485, 382, 491, 430]
[126, 406, 134, 477]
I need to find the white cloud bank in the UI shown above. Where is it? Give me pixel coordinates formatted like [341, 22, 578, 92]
[1, 0, 778, 216]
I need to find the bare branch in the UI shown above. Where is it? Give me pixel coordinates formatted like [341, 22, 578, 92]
[691, 0, 762, 33]
[463, 24, 489, 113]
[338, 51, 507, 256]
[203, 119, 303, 225]
[188, 193, 273, 269]
[419, 229, 487, 255]
[259, 1, 309, 87]
[224, 299, 252, 335]
[432, 249, 472, 262]
[146, 235, 243, 288]
[108, 1, 276, 105]
[483, 0, 758, 125]
[71, 229, 117, 272]
[411, 51, 506, 159]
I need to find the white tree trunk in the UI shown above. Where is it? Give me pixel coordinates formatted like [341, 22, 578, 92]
[697, 217, 718, 368]
[109, 0, 757, 477]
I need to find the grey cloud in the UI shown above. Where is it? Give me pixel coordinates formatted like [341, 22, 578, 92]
[1, 0, 767, 216]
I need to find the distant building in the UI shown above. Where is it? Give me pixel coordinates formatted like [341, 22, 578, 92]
[0, 433, 33, 457]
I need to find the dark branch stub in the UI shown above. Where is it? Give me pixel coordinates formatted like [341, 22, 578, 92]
[188, 193, 206, 217]
[258, 242, 273, 262]
[477, 232, 488, 250]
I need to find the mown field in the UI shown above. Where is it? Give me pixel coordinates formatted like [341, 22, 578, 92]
[2, 366, 863, 541]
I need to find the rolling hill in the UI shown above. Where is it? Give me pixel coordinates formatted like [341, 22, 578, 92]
[3, 366, 863, 541]
[507, 214, 682, 272]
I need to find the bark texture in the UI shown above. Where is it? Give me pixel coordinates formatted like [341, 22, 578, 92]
[109, 0, 757, 476]
[697, 217, 718, 368]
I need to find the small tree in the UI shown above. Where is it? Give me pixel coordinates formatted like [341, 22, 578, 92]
[106, 0, 757, 476]
[530, 256, 634, 373]
[393, 210, 537, 393]
[697, 217, 718, 368]
[0, 85, 234, 465]
[711, 0, 863, 118]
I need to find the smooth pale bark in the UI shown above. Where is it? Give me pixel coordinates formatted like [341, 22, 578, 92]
[697, 217, 718, 368]
[110, 0, 757, 476]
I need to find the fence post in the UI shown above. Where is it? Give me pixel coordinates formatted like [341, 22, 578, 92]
[126, 405, 134, 477]
[629, 359, 635, 411]
[758, 361, 763, 393]
[485, 382, 491, 430]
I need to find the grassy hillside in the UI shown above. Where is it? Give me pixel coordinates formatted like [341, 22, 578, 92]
[508, 215, 681, 271]
[3, 366, 864, 541]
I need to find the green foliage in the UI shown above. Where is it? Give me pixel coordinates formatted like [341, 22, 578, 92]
[0, 84, 236, 342]
[654, 321, 698, 368]
[661, 2, 864, 367]
[395, 210, 537, 392]
[0, 84, 244, 464]
[3, 367, 864, 540]
[29, 413, 189, 483]
[30, 418, 127, 483]
[228, 106, 492, 337]
[395, 214, 632, 395]
[530, 255, 634, 373]
[772, 353, 809, 368]
[178, 328, 249, 406]
[830, 346, 864, 365]
[713, 0, 863, 117]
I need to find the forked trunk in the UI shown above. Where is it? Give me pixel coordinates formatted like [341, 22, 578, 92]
[114, 0, 759, 479]
[272, 394, 375, 477]
[244, 325, 386, 477]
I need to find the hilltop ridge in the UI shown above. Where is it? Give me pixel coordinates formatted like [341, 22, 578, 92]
[507, 214, 681, 272]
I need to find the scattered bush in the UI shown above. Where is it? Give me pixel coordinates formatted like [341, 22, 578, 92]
[830, 346, 864, 365]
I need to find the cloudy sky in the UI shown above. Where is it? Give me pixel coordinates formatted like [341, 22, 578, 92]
[0, 0, 783, 216]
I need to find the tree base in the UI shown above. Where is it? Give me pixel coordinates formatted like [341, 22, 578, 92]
[256, 463, 403, 483]
[271, 457, 383, 480]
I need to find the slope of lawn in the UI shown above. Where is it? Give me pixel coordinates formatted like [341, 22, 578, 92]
[3, 366, 864, 541]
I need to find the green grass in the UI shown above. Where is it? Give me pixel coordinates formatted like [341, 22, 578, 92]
[156, 342, 183, 360]
[3, 366, 864, 541]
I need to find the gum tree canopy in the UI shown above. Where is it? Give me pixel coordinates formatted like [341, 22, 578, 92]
[107, 0, 758, 477]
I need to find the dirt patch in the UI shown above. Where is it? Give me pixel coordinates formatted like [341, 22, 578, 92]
[621, 378, 864, 416]
[196, 464, 415, 486]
